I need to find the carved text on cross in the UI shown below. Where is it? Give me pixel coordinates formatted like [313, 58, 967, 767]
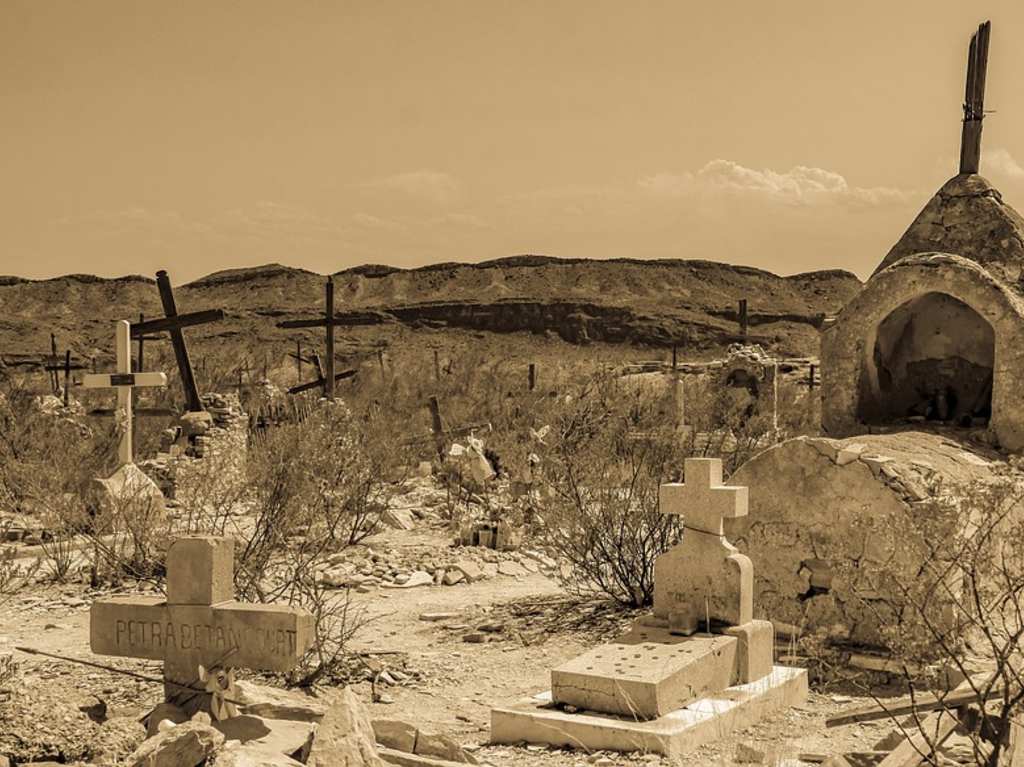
[91, 536, 313, 712]
[659, 457, 748, 536]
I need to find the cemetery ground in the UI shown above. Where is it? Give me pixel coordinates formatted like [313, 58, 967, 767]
[0, 516, 897, 767]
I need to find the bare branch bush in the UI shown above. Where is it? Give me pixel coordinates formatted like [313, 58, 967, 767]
[825, 471, 1024, 766]
[232, 399, 407, 683]
[532, 371, 683, 607]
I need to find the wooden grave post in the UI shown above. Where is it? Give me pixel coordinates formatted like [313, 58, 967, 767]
[277, 276, 364, 400]
[960, 21, 991, 175]
[43, 350, 88, 408]
[528, 362, 536, 391]
[83, 321, 168, 466]
[135, 313, 161, 374]
[738, 299, 749, 339]
[130, 270, 224, 412]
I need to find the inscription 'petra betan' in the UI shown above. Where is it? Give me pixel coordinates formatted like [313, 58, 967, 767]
[113, 618, 298, 657]
[90, 536, 314, 708]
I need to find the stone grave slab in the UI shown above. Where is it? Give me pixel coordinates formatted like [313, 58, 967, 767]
[91, 535, 314, 715]
[551, 624, 739, 719]
[492, 666, 808, 758]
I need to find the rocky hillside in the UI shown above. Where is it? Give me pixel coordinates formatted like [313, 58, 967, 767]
[0, 256, 861, 369]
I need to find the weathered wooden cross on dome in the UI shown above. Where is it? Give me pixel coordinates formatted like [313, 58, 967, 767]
[654, 457, 752, 634]
[83, 320, 168, 466]
[91, 536, 313, 716]
[960, 20, 991, 175]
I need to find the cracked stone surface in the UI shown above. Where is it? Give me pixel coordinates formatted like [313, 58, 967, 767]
[727, 431, 1012, 647]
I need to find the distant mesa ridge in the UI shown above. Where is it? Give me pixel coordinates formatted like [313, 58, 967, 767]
[0, 255, 861, 361]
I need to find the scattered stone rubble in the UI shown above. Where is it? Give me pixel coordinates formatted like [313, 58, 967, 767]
[317, 543, 556, 592]
[139, 393, 248, 508]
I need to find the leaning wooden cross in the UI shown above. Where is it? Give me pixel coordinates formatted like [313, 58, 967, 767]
[83, 320, 168, 466]
[131, 270, 224, 412]
[91, 536, 313, 718]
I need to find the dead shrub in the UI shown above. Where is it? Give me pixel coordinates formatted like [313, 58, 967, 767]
[533, 372, 683, 607]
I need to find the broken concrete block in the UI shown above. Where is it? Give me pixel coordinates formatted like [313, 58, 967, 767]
[372, 719, 418, 752]
[835, 443, 866, 466]
[442, 569, 464, 586]
[126, 719, 225, 767]
[382, 509, 416, 531]
[453, 560, 484, 582]
[233, 679, 326, 722]
[306, 687, 385, 767]
[414, 731, 478, 764]
[86, 462, 167, 526]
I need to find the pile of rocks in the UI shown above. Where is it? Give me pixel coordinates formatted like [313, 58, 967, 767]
[317, 545, 556, 592]
[140, 392, 248, 506]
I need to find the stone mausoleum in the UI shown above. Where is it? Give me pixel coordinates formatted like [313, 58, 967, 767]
[822, 175, 1024, 450]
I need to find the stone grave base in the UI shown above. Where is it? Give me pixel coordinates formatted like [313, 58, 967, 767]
[490, 665, 808, 759]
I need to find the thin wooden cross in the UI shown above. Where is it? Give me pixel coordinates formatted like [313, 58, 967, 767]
[276, 276, 380, 400]
[131, 270, 224, 412]
[43, 350, 88, 407]
[960, 20, 991, 175]
[83, 321, 168, 466]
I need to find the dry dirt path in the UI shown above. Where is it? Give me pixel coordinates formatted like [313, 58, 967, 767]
[0, 524, 896, 766]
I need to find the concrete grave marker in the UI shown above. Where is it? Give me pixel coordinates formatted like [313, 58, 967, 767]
[655, 457, 752, 632]
[90, 536, 314, 716]
[494, 457, 806, 754]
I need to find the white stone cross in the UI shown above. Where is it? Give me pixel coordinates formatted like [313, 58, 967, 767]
[654, 458, 753, 632]
[91, 536, 314, 717]
[83, 320, 167, 466]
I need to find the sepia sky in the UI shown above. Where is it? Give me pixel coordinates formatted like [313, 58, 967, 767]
[3, 1, 1024, 283]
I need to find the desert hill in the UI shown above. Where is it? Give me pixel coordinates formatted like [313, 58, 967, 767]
[0, 256, 861, 371]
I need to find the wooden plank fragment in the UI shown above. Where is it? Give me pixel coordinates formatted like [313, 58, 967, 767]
[876, 709, 961, 767]
[826, 674, 998, 728]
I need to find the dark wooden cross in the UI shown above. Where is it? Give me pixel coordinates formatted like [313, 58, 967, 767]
[960, 20, 991, 175]
[134, 313, 161, 373]
[43, 350, 88, 407]
[131, 270, 224, 413]
[278, 276, 364, 400]
[287, 351, 356, 395]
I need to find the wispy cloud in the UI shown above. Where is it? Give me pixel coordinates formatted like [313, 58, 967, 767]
[984, 148, 1024, 180]
[360, 170, 462, 205]
[639, 159, 908, 206]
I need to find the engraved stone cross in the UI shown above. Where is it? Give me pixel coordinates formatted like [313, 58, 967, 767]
[654, 458, 753, 633]
[90, 536, 313, 715]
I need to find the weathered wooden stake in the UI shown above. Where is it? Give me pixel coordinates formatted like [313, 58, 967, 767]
[377, 349, 386, 379]
[50, 334, 59, 392]
[296, 340, 302, 382]
[63, 350, 71, 408]
[738, 300, 749, 339]
[808, 364, 816, 390]
[528, 362, 536, 391]
[960, 21, 991, 175]
[428, 395, 445, 459]
[325, 277, 336, 401]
